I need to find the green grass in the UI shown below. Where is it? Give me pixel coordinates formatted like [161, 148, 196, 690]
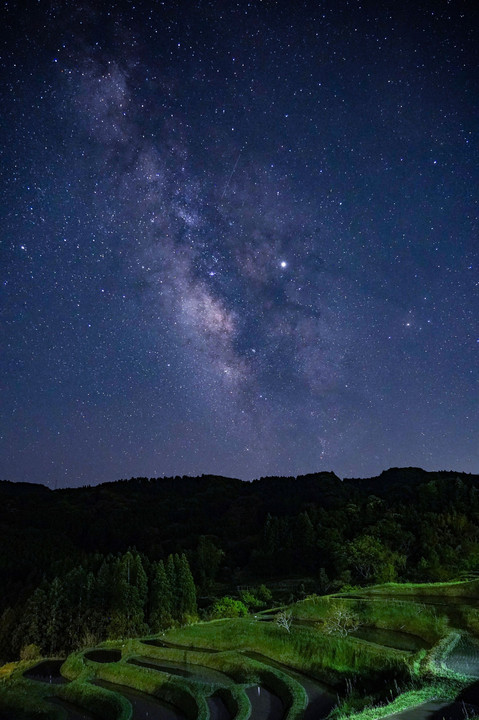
[292, 595, 449, 644]
[129, 640, 259, 683]
[56, 680, 131, 720]
[5, 580, 479, 720]
[339, 579, 479, 598]
[0, 678, 60, 720]
[63, 651, 206, 720]
[62, 636, 309, 720]
[331, 679, 464, 720]
[129, 639, 308, 720]
[0, 658, 130, 720]
[331, 628, 475, 720]
[163, 617, 414, 685]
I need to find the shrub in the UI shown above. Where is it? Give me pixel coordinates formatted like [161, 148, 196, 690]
[256, 584, 273, 605]
[20, 643, 41, 661]
[240, 591, 266, 611]
[211, 597, 248, 619]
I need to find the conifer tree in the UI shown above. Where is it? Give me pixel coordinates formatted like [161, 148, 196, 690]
[45, 577, 65, 655]
[166, 554, 178, 620]
[176, 553, 197, 621]
[195, 536, 224, 593]
[131, 551, 148, 617]
[149, 560, 172, 631]
[14, 585, 49, 653]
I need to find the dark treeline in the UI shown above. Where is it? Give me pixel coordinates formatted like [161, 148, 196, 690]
[1, 549, 196, 661]
[1, 467, 479, 661]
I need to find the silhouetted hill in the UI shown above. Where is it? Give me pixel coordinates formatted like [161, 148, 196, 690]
[342, 466, 476, 500]
[1, 467, 479, 616]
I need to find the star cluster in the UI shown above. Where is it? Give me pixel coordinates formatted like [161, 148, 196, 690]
[0, 0, 477, 486]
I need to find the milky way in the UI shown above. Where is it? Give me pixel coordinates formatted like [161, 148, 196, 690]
[1, 1, 477, 486]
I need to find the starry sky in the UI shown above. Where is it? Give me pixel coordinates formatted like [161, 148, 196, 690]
[1, 0, 477, 488]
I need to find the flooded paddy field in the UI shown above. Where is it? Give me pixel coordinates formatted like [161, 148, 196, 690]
[48, 696, 95, 720]
[351, 626, 429, 652]
[245, 685, 283, 720]
[95, 679, 185, 720]
[206, 692, 231, 720]
[129, 656, 231, 684]
[23, 660, 68, 684]
[84, 649, 122, 663]
[142, 639, 219, 654]
[245, 651, 335, 720]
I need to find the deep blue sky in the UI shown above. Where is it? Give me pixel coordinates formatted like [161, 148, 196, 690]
[1, 0, 477, 487]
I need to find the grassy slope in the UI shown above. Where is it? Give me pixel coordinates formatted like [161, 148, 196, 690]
[163, 617, 413, 684]
[58, 636, 308, 720]
[4, 580, 479, 720]
[0, 659, 131, 720]
[340, 580, 479, 599]
[292, 595, 448, 644]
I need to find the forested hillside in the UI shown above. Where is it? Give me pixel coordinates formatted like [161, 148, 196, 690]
[2, 467, 479, 662]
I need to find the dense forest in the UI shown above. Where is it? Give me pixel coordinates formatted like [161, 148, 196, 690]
[2, 467, 479, 663]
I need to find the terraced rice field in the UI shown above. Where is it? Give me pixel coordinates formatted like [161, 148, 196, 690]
[388, 699, 479, 720]
[244, 652, 335, 720]
[443, 636, 479, 679]
[48, 697, 96, 720]
[95, 679, 186, 720]
[24, 660, 69, 684]
[7, 624, 459, 720]
[4, 583, 479, 720]
[245, 685, 283, 720]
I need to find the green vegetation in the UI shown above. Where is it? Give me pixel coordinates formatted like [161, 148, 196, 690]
[3, 581, 479, 720]
[341, 579, 479, 599]
[3, 470, 479, 719]
[215, 686, 251, 720]
[330, 680, 464, 720]
[56, 680, 131, 720]
[293, 594, 449, 643]
[4, 468, 479, 663]
[210, 597, 249, 618]
[0, 659, 131, 720]
[163, 617, 413, 685]
[8, 550, 197, 660]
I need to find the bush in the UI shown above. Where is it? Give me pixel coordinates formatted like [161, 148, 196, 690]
[256, 584, 273, 605]
[20, 644, 41, 661]
[240, 591, 265, 611]
[211, 597, 248, 619]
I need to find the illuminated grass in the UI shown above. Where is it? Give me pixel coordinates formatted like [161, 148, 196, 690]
[292, 595, 448, 644]
[339, 580, 479, 599]
[5, 582, 479, 720]
[163, 618, 414, 684]
[0, 658, 130, 720]
[331, 680, 463, 720]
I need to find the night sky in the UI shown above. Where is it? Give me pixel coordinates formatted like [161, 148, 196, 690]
[1, 0, 477, 488]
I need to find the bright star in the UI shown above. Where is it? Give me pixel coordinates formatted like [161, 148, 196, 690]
[280, 260, 287, 269]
